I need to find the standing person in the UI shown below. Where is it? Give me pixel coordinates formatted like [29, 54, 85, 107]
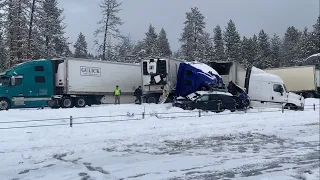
[134, 86, 142, 105]
[114, 85, 121, 105]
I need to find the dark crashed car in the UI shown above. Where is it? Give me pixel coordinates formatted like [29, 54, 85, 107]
[173, 91, 237, 112]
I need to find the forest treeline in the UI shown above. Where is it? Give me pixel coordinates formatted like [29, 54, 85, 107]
[0, 0, 319, 72]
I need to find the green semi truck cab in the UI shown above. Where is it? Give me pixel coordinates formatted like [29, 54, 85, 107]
[0, 60, 55, 110]
[0, 57, 142, 110]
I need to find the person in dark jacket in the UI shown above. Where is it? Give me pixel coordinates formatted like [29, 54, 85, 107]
[134, 86, 142, 104]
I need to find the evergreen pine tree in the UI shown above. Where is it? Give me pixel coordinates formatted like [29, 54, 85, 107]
[213, 25, 226, 61]
[311, 16, 320, 54]
[116, 34, 135, 62]
[74, 32, 88, 58]
[224, 19, 242, 63]
[179, 7, 206, 61]
[4, 0, 30, 66]
[241, 36, 251, 67]
[0, 31, 7, 71]
[87, 53, 95, 59]
[132, 40, 146, 59]
[270, 33, 282, 68]
[144, 24, 158, 56]
[258, 30, 271, 57]
[38, 0, 70, 58]
[282, 26, 301, 66]
[250, 34, 259, 66]
[256, 29, 272, 68]
[157, 28, 172, 57]
[173, 49, 180, 58]
[296, 27, 314, 60]
[199, 32, 214, 61]
[94, 0, 123, 60]
[27, 0, 37, 59]
[241, 35, 259, 67]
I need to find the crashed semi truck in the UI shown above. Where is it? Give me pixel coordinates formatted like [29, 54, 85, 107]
[208, 61, 305, 110]
[0, 58, 141, 110]
[141, 58, 225, 103]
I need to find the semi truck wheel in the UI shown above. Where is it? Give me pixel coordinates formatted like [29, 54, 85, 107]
[0, 98, 10, 110]
[61, 97, 74, 108]
[147, 96, 157, 104]
[75, 97, 86, 108]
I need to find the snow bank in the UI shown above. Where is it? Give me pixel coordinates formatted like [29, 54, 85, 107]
[0, 104, 319, 180]
[305, 168, 320, 180]
[305, 98, 320, 106]
[187, 61, 221, 77]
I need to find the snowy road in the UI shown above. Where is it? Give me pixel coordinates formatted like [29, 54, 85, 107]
[0, 99, 319, 180]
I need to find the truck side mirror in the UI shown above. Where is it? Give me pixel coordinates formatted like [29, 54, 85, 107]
[280, 88, 284, 96]
[10, 76, 15, 86]
[280, 88, 284, 93]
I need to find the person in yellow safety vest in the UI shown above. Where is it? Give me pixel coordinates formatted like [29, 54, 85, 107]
[114, 85, 121, 105]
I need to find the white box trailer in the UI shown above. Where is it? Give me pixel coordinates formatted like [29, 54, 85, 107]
[141, 57, 185, 103]
[51, 58, 142, 108]
[264, 65, 319, 98]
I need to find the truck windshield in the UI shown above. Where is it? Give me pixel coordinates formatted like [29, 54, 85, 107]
[0, 76, 10, 86]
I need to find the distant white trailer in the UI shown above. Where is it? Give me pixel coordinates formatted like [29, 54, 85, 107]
[264, 65, 319, 98]
[52, 58, 142, 107]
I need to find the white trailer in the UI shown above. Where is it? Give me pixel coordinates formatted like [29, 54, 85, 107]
[141, 57, 185, 103]
[208, 61, 305, 110]
[264, 65, 319, 98]
[50, 58, 141, 108]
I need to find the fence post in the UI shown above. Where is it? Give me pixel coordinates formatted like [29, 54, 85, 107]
[198, 110, 201, 117]
[70, 116, 73, 127]
[314, 104, 316, 111]
[282, 106, 284, 113]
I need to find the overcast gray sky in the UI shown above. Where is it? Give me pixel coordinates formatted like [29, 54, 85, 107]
[58, 0, 319, 54]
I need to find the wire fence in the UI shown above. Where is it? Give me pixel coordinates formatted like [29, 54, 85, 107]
[0, 104, 319, 130]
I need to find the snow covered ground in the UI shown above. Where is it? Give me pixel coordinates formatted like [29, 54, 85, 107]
[0, 99, 319, 180]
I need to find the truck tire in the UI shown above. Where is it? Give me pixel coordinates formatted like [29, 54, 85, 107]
[61, 97, 74, 108]
[0, 98, 10, 111]
[284, 103, 298, 111]
[147, 96, 157, 104]
[184, 104, 193, 110]
[75, 97, 86, 108]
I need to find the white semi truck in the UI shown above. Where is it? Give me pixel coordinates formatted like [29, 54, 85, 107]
[208, 61, 305, 110]
[0, 58, 141, 110]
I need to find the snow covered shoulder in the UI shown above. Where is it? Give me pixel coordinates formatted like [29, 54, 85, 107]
[0, 101, 319, 180]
